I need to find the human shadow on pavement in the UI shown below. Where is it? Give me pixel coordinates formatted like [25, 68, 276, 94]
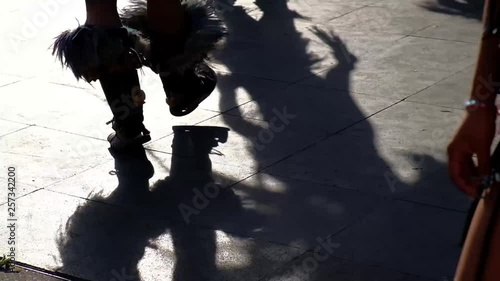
[55, 126, 263, 281]
[420, 0, 485, 20]
[208, 0, 471, 279]
[212, 0, 386, 240]
[54, 1, 472, 279]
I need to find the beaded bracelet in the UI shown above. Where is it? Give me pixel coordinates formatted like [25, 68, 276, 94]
[465, 100, 500, 114]
[465, 100, 491, 107]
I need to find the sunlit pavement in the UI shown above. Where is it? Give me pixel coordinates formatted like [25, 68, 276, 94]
[0, 0, 484, 280]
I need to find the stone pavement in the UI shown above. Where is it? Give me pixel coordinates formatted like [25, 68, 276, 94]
[0, 0, 486, 280]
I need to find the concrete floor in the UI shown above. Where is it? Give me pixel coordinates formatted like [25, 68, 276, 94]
[0, 0, 485, 280]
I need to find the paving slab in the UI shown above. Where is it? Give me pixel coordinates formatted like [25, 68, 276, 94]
[394, 166, 473, 212]
[46, 149, 255, 209]
[147, 113, 329, 171]
[327, 0, 446, 35]
[413, 16, 482, 43]
[0, 0, 488, 279]
[300, 35, 477, 99]
[371, 36, 475, 71]
[261, 251, 435, 281]
[147, 84, 395, 174]
[0, 74, 22, 88]
[210, 5, 341, 82]
[265, 101, 466, 195]
[0, 126, 110, 190]
[0, 188, 304, 281]
[0, 35, 66, 79]
[193, 173, 384, 250]
[0, 0, 85, 72]
[300, 25, 405, 65]
[225, 84, 396, 135]
[137, 68, 290, 113]
[0, 177, 39, 205]
[407, 65, 474, 109]
[204, 73, 290, 113]
[46, 166, 382, 254]
[44, 69, 97, 91]
[0, 119, 30, 138]
[0, 266, 71, 281]
[245, 0, 367, 24]
[0, 77, 218, 142]
[210, 38, 335, 82]
[0, 79, 112, 137]
[415, 0, 484, 22]
[329, 200, 466, 280]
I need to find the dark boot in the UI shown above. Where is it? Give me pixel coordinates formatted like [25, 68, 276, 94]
[169, 125, 229, 183]
[51, 24, 151, 153]
[111, 143, 155, 181]
[99, 69, 151, 154]
[160, 62, 217, 117]
[120, 0, 227, 117]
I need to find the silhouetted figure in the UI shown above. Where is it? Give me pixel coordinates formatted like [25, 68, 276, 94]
[56, 126, 250, 281]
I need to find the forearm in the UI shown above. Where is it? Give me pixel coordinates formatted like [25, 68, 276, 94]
[470, 44, 499, 106]
[470, 0, 500, 105]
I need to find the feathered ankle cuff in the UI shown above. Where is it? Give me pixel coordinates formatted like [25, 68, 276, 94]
[51, 0, 227, 82]
[51, 26, 146, 82]
[120, 0, 227, 73]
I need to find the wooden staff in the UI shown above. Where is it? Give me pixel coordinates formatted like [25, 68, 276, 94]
[454, 1, 500, 276]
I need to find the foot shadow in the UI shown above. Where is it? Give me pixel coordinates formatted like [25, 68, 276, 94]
[55, 125, 255, 281]
[419, 0, 485, 20]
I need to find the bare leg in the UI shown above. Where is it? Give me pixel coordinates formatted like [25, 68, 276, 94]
[147, 0, 186, 39]
[81, 1, 150, 150]
[85, 0, 121, 27]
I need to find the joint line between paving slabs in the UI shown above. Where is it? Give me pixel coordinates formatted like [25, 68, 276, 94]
[257, 250, 311, 281]
[49, 81, 92, 91]
[259, 100, 403, 176]
[395, 198, 469, 214]
[408, 34, 479, 44]
[0, 187, 45, 207]
[401, 99, 463, 111]
[32, 124, 109, 142]
[0, 124, 33, 138]
[324, 2, 377, 23]
[221, 65, 475, 206]
[258, 64, 469, 185]
[256, 211, 380, 281]
[401, 64, 475, 102]
[398, 24, 436, 41]
[41, 161, 110, 190]
[0, 79, 22, 89]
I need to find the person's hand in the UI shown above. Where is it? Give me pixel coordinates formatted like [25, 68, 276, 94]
[448, 107, 497, 198]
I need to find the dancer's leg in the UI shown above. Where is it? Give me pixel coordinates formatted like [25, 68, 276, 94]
[147, 0, 186, 39]
[83, 0, 150, 151]
[146, 0, 218, 117]
[85, 0, 121, 27]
